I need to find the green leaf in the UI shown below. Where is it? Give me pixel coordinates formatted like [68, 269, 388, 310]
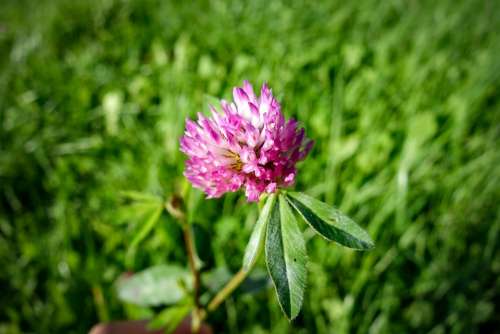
[119, 190, 163, 204]
[265, 194, 307, 320]
[243, 194, 276, 271]
[148, 302, 192, 333]
[115, 201, 161, 225]
[116, 265, 191, 307]
[286, 192, 374, 250]
[115, 191, 162, 226]
[129, 204, 163, 250]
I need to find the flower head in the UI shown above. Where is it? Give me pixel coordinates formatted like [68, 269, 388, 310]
[180, 81, 313, 202]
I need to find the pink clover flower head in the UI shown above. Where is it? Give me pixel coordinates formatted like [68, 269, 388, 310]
[180, 81, 314, 202]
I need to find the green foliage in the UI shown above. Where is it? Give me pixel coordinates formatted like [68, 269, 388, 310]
[250, 191, 371, 320]
[116, 265, 191, 307]
[265, 195, 307, 320]
[1, 0, 499, 333]
[148, 302, 192, 334]
[287, 192, 373, 250]
[243, 194, 275, 271]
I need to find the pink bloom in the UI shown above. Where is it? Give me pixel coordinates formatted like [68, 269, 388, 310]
[180, 81, 313, 202]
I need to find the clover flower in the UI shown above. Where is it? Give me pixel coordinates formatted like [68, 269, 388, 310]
[180, 81, 313, 202]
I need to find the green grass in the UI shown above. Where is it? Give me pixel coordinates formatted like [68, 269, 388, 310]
[1, 0, 499, 333]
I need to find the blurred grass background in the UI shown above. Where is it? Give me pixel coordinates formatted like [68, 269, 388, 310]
[1, 0, 499, 333]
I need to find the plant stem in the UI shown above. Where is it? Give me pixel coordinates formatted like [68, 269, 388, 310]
[203, 269, 249, 317]
[182, 224, 201, 307]
[166, 197, 202, 334]
[182, 223, 202, 333]
[201, 196, 270, 314]
[166, 195, 259, 329]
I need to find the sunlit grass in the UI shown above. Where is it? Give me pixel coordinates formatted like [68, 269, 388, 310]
[0, 0, 499, 333]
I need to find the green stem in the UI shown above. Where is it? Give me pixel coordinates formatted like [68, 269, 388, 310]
[183, 225, 201, 305]
[207, 269, 248, 313]
[166, 194, 261, 329]
[166, 197, 202, 334]
[200, 196, 270, 321]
